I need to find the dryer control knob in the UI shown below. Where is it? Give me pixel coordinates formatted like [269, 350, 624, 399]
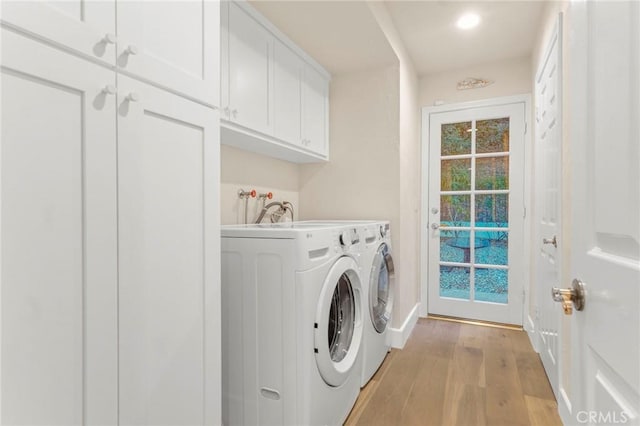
[380, 225, 387, 238]
[339, 231, 351, 247]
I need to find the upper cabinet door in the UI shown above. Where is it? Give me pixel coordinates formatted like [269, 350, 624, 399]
[1, 29, 118, 426]
[1, 0, 117, 65]
[116, 0, 220, 107]
[302, 64, 329, 157]
[224, 1, 274, 134]
[273, 39, 303, 145]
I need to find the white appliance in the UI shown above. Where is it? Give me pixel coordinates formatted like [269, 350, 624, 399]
[360, 222, 394, 387]
[221, 222, 364, 426]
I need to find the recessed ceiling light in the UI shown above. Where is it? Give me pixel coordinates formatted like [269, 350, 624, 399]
[457, 13, 481, 30]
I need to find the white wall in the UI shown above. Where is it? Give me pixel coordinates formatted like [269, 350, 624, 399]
[418, 56, 532, 107]
[220, 145, 299, 225]
[298, 65, 401, 226]
[368, 1, 422, 333]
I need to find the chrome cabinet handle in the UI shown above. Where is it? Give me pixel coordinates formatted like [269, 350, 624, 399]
[102, 33, 117, 44]
[102, 85, 117, 95]
[543, 235, 557, 248]
[126, 92, 140, 102]
[125, 45, 139, 55]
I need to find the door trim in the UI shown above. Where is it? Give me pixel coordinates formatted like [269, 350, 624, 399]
[420, 94, 533, 323]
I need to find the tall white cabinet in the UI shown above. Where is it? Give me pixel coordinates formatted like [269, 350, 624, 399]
[1, 2, 221, 425]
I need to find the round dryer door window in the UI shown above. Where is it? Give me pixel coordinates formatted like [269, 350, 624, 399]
[314, 256, 363, 387]
[370, 243, 394, 333]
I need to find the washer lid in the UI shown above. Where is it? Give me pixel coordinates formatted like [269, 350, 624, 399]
[314, 256, 363, 387]
[369, 243, 394, 333]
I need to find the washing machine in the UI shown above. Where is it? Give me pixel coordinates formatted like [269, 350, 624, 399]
[360, 221, 394, 387]
[221, 222, 364, 426]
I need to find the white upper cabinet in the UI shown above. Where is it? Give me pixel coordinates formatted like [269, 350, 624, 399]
[221, 0, 331, 163]
[1, 1, 117, 65]
[274, 38, 303, 146]
[302, 63, 329, 156]
[222, 1, 273, 134]
[116, 0, 220, 106]
[2, 0, 219, 107]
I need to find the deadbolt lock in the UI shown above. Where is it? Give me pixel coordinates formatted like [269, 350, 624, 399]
[551, 279, 585, 315]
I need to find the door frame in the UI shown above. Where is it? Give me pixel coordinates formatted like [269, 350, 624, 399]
[420, 94, 533, 324]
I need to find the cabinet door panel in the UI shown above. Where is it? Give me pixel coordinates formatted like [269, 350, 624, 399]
[116, 0, 219, 106]
[117, 75, 220, 426]
[1, 1, 116, 65]
[274, 39, 303, 145]
[226, 2, 273, 134]
[303, 65, 329, 156]
[1, 30, 117, 425]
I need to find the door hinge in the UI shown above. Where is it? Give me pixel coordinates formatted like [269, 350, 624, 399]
[523, 207, 527, 218]
[524, 122, 528, 134]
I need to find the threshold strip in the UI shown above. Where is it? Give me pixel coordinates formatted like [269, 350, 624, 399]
[427, 314, 523, 331]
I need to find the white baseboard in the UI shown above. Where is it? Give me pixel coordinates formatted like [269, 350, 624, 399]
[388, 303, 420, 349]
[525, 314, 538, 352]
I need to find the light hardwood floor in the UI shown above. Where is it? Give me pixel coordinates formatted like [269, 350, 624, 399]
[345, 318, 563, 426]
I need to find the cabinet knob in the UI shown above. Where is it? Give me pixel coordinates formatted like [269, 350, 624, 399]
[125, 45, 139, 55]
[102, 85, 117, 95]
[102, 33, 117, 44]
[231, 109, 238, 118]
[126, 92, 140, 102]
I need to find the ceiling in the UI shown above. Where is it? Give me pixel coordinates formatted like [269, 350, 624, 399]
[250, 1, 398, 75]
[250, 0, 546, 77]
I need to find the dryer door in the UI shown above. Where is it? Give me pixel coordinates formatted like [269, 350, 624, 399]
[314, 256, 363, 387]
[369, 243, 394, 333]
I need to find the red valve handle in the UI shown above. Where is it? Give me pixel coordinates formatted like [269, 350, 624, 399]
[250, 189, 256, 198]
[267, 192, 273, 200]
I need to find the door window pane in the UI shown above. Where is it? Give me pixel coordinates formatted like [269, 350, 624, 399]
[474, 268, 508, 304]
[475, 233, 508, 266]
[476, 117, 509, 153]
[441, 158, 471, 191]
[441, 121, 472, 155]
[475, 194, 508, 225]
[441, 194, 470, 225]
[440, 266, 470, 300]
[440, 230, 471, 263]
[476, 156, 509, 190]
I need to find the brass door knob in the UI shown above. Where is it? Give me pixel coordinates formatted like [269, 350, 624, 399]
[551, 279, 585, 315]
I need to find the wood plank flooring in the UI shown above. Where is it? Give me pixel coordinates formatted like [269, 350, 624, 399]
[345, 318, 562, 426]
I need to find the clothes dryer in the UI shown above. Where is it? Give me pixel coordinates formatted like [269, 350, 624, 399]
[360, 222, 394, 387]
[221, 222, 364, 426]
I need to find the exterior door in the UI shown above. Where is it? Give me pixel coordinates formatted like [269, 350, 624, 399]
[566, 1, 640, 423]
[427, 101, 526, 325]
[534, 16, 563, 401]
